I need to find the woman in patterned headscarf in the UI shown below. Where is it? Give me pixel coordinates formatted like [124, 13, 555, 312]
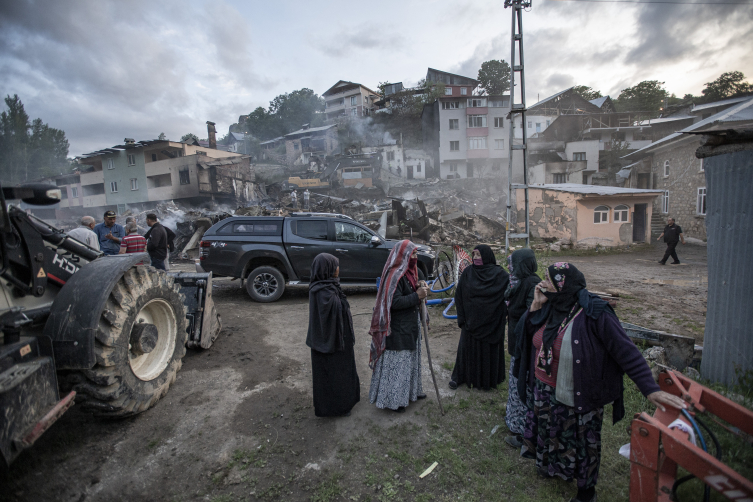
[503, 248, 540, 449]
[369, 240, 431, 413]
[516, 262, 686, 502]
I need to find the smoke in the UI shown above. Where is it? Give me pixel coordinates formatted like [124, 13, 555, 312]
[341, 117, 398, 147]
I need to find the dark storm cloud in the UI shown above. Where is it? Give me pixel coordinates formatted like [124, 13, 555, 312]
[314, 24, 406, 58]
[0, 0, 267, 155]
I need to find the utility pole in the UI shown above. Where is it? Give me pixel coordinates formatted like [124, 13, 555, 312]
[505, 0, 532, 255]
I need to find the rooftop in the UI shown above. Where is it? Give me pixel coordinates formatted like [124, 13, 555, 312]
[528, 183, 663, 195]
[589, 96, 608, 108]
[284, 124, 337, 138]
[692, 95, 752, 112]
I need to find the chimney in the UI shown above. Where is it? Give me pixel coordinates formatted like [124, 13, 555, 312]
[206, 121, 217, 149]
[124, 138, 136, 145]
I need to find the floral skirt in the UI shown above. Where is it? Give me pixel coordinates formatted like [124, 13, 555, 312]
[521, 379, 604, 489]
[369, 322, 423, 410]
[505, 356, 527, 435]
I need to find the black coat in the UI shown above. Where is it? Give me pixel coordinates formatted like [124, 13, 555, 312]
[455, 264, 509, 345]
[385, 276, 420, 351]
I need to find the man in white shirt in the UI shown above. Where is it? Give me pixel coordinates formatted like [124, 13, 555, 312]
[67, 216, 100, 251]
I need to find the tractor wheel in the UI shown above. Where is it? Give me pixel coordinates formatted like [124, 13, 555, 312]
[71, 266, 187, 417]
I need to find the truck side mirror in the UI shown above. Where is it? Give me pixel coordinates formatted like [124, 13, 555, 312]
[370, 235, 381, 246]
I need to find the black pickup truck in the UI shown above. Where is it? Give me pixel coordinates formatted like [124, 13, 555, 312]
[199, 213, 435, 302]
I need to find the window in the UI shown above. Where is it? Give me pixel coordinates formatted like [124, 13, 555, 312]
[127, 154, 136, 166]
[416, 164, 421, 172]
[489, 100, 505, 108]
[450, 141, 460, 151]
[179, 168, 190, 185]
[494, 139, 505, 150]
[218, 222, 281, 235]
[442, 101, 460, 110]
[295, 220, 328, 240]
[494, 117, 504, 128]
[71, 186, 78, 198]
[553, 173, 568, 184]
[351, 108, 358, 116]
[351, 96, 357, 106]
[594, 205, 609, 224]
[699, 159, 704, 172]
[449, 162, 458, 172]
[661, 191, 669, 214]
[663, 160, 670, 177]
[107, 158, 114, 170]
[467, 115, 487, 128]
[528, 121, 532, 128]
[130, 178, 138, 191]
[449, 119, 459, 130]
[467, 98, 486, 108]
[110, 181, 118, 193]
[573, 152, 586, 161]
[294, 143, 299, 150]
[335, 222, 372, 243]
[697, 188, 706, 215]
[445, 87, 453, 95]
[151, 153, 157, 161]
[460, 87, 467, 95]
[536, 123, 541, 133]
[387, 151, 395, 161]
[614, 204, 629, 222]
[468, 137, 487, 150]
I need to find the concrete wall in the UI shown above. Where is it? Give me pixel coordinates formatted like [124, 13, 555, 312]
[565, 140, 600, 172]
[146, 155, 201, 201]
[575, 195, 657, 247]
[649, 138, 707, 240]
[102, 149, 150, 205]
[517, 189, 578, 242]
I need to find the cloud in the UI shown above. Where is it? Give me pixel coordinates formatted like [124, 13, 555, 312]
[312, 24, 406, 58]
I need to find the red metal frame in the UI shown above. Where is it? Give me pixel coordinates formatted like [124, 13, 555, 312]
[17, 391, 76, 450]
[629, 371, 753, 501]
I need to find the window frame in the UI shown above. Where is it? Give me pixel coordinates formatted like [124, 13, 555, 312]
[449, 119, 459, 130]
[350, 95, 357, 106]
[107, 158, 114, 170]
[661, 190, 669, 214]
[494, 117, 504, 128]
[444, 87, 453, 95]
[130, 178, 138, 191]
[70, 186, 78, 198]
[494, 139, 505, 150]
[179, 168, 190, 185]
[449, 162, 458, 172]
[699, 158, 704, 173]
[697, 187, 706, 215]
[295, 219, 329, 240]
[442, 101, 460, 110]
[594, 205, 609, 224]
[467, 115, 487, 128]
[573, 152, 586, 161]
[468, 137, 487, 150]
[552, 173, 568, 184]
[449, 141, 460, 152]
[334, 222, 372, 244]
[127, 154, 136, 166]
[460, 87, 467, 95]
[614, 204, 629, 223]
[663, 160, 670, 177]
[467, 98, 486, 108]
[110, 181, 118, 193]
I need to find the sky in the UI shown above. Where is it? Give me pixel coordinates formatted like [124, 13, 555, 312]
[1, 0, 751, 157]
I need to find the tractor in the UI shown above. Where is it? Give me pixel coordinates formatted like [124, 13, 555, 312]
[0, 183, 221, 467]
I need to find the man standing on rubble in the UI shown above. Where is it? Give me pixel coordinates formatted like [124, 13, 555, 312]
[657, 217, 685, 265]
[68, 216, 100, 251]
[291, 189, 298, 210]
[144, 213, 168, 271]
[93, 210, 125, 256]
[303, 189, 310, 211]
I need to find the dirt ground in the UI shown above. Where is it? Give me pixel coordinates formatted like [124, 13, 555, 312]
[1, 240, 708, 501]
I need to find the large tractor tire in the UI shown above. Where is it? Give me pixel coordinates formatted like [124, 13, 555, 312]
[71, 266, 188, 417]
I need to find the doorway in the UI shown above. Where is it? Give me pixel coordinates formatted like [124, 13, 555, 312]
[407, 165, 414, 179]
[467, 163, 474, 178]
[633, 204, 647, 242]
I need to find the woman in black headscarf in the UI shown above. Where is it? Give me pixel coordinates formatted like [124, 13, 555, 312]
[516, 262, 686, 502]
[449, 245, 509, 391]
[503, 249, 540, 448]
[306, 253, 360, 417]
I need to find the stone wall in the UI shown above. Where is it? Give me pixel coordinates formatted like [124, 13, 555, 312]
[651, 139, 707, 240]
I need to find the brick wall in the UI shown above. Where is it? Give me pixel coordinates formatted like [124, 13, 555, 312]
[651, 140, 707, 240]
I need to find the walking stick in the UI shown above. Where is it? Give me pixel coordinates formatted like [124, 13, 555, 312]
[420, 299, 445, 416]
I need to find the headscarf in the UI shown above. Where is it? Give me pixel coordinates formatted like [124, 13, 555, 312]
[306, 253, 354, 354]
[504, 249, 538, 301]
[454, 245, 509, 344]
[369, 240, 417, 369]
[505, 249, 540, 357]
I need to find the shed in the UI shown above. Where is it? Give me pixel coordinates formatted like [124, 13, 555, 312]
[517, 184, 662, 247]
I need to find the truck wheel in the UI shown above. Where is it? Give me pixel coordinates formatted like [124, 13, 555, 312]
[246, 266, 285, 302]
[72, 266, 188, 417]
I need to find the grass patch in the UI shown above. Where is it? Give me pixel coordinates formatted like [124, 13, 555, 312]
[311, 473, 343, 502]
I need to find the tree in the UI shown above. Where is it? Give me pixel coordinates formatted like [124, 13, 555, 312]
[0, 94, 69, 184]
[614, 80, 669, 114]
[572, 85, 603, 101]
[701, 71, 752, 102]
[180, 133, 199, 143]
[477, 60, 511, 95]
[158, 132, 167, 140]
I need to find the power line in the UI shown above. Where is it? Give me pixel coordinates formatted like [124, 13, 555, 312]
[550, 0, 750, 4]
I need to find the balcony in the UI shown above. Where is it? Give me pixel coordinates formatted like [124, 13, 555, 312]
[466, 107, 488, 115]
[467, 149, 489, 159]
[466, 127, 488, 137]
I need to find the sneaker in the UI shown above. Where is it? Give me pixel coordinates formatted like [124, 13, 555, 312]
[658, 260, 666, 265]
[448, 380, 458, 390]
[416, 394, 427, 400]
[504, 435, 523, 448]
[670, 261, 681, 265]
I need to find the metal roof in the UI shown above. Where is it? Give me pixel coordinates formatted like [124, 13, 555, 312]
[589, 96, 608, 108]
[528, 183, 663, 195]
[638, 115, 695, 126]
[530, 87, 574, 108]
[284, 124, 337, 138]
[691, 95, 751, 112]
[624, 96, 753, 159]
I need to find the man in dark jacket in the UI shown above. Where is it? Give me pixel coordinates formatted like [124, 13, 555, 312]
[145, 213, 168, 270]
[657, 217, 685, 265]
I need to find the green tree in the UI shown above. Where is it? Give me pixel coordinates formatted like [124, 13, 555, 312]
[701, 71, 752, 102]
[477, 60, 511, 95]
[180, 133, 199, 143]
[614, 80, 669, 113]
[0, 94, 69, 184]
[572, 85, 603, 101]
[158, 132, 167, 140]
[268, 88, 324, 134]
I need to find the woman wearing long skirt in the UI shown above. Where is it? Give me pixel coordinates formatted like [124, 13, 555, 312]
[517, 263, 686, 502]
[503, 249, 540, 448]
[369, 240, 431, 413]
[306, 253, 360, 417]
[449, 245, 509, 391]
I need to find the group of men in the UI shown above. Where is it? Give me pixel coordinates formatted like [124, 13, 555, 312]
[290, 189, 310, 211]
[67, 211, 174, 270]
